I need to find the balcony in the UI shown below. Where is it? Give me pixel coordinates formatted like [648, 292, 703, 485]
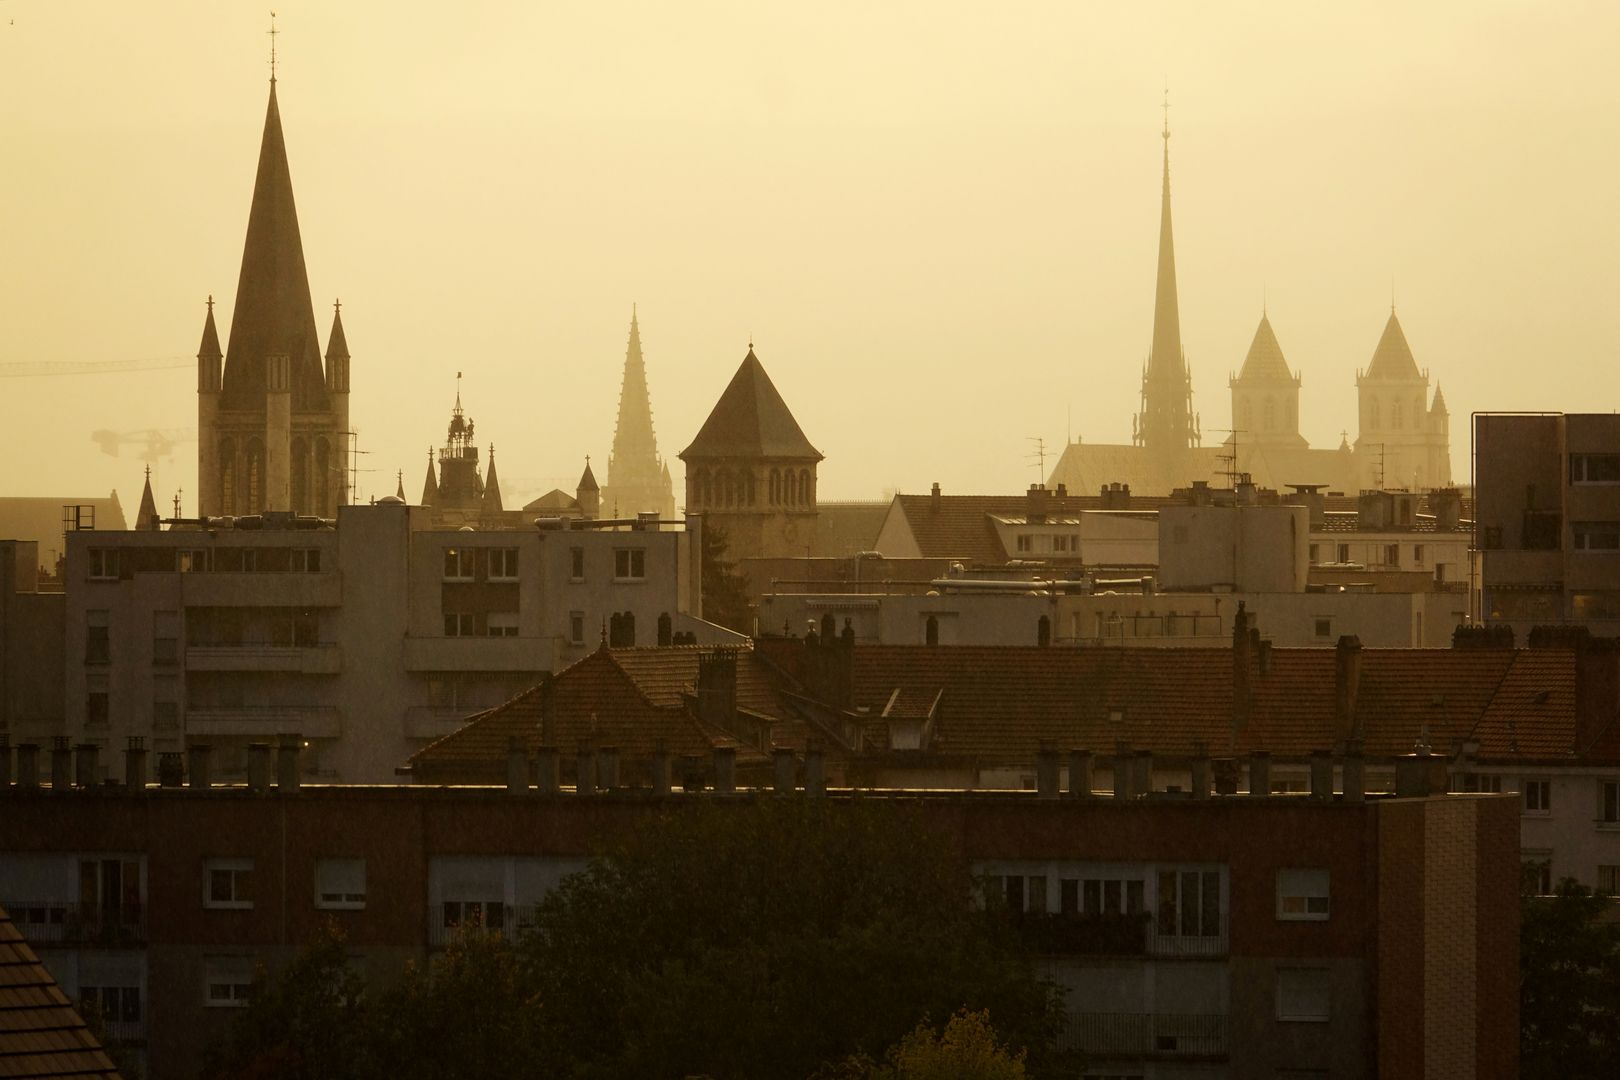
[184, 705, 342, 737]
[1056, 1012, 1227, 1058]
[186, 644, 342, 674]
[427, 902, 539, 946]
[180, 570, 342, 608]
[1015, 912, 1227, 959]
[403, 635, 552, 674]
[2, 901, 145, 947]
[98, 1018, 146, 1044]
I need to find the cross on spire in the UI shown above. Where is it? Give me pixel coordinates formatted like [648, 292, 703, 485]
[1161, 84, 1170, 140]
[206, 294, 214, 313]
[268, 12, 279, 82]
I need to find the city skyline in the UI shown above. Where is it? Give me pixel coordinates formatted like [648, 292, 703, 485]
[4, 3, 1619, 508]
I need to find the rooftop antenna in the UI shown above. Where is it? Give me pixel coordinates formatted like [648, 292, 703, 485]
[1212, 428, 1247, 489]
[268, 12, 278, 82]
[1027, 436, 1048, 486]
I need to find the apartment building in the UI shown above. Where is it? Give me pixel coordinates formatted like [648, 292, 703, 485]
[0, 763, 1517, 1079]
[46, 501, 716, 783]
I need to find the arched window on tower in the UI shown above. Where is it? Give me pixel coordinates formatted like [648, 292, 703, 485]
[1369, 398, 1382, 430]
[770, 468, 780, 505]
[220, 438, 236, 515]
[291, 437, 308, 515]
[695, 469, 709, 507]
[1242, 400, 1254, 436]
[800, 469, 812, 506]
[315, 438, 331, 515]
[745, 471, 756, 506]
[1392, 400, 1404, 430]
[1263, 397, 1276, 432]
[246, 439, 265, 513]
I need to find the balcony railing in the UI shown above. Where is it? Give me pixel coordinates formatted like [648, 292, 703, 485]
[2, 901, 146, 946]
[185, 644, 342, 674]
[427, 902, 541, 946]
[1057, 1012, 1227, 1057]
[183, 705, 342, 737]
[1146, 913, 1229, 958]
[1014, 912, 1228, 958]
[98, 1018, 146, 1044]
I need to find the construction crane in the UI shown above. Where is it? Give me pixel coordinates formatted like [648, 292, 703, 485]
[0, 356, 192, 377]
[91, 428, 195, 463]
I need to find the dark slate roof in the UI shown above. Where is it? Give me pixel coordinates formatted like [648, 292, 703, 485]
[887, 493, 1179, 564]
[0, 905, 121, 1079]
[1236, 314, 1294, 382]
[1364, 312, 1422, 381]
[680, 350, 821, 461]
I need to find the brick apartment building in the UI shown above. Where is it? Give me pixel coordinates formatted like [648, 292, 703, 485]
[0, 755, 1516, 1079]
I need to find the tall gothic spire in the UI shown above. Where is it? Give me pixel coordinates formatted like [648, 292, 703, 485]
[609, 306, 659, 481]
[1135, 96, 1198, 452]
[220, 78, 328, 413]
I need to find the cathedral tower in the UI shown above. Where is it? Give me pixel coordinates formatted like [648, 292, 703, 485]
[1134, 107, 1200, 457]
[1229, 312, 1305, 451]
[197, 72, 348, 518]
[600, 308, 675, 520]
[680, 346, 822, 560]
[1354, 311, 1451, 489]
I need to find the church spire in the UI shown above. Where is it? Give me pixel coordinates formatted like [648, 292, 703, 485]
[136, 466, 160, 531]
[601, 306, 674, 518]
[1135, 91, 1197, 453]
[220, 73, 328, 413]
[420, 448, 438, 506]
[481, 446, 504, 516]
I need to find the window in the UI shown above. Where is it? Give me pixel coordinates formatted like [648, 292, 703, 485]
[89, 549, 120, 580]
[1277, 868, 1330, 920]
[1573, 522, 1620, 551]
[1276, 968, 1331, 1022]
[489, 548, 518, 581]
[1053, 535, 1069, 553]
[1523, 779, 1552, 814]
[1599, 865, 1620, 895]
[1015, 534, 1032, 553]
[984, 874, 1052, 914]
[569, 612, 585, 645]
[86, 610, 110, 665]
[81, 985, 142, 1025]
[1157, 868, 1222, 937]
[614, 548, 646, 580]
[1335, 543, 1350, 563]
[1453, 772, 1502, 793]
[1522, 854, 1552, 896]
[1601, 781, 1620, 825]
[1313, 618, 1332, 640]
[290, 548, 321, 572]
[1071, 876, 1146, 916]
[1384, 543, 1399, 567]
[1413, 544, 1425, 566]
[1571, 453, 1620, 483]
[204, 858, 254, 909]
[442, 547, 476, 581]
[442, 899, 504, 932]
[177, 549, 208, 573]
[152, 675, 178, 732]
[486, 612, 519, 637]
[315, 857, 366, 910]
[1308, 543, 1319, 565]
[86, 689, 110, 728]
[152, 610, 178, 665]
[570, 547, 585, 580]
[443, 612, 476, 637]
[204, 956, 255, 1007]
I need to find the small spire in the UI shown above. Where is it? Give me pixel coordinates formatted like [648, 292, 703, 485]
[395, 469, 405, 502]
[136, 469, 160, 531]
[1161, 83, 1171, 141]
[267, 12, 278, 84]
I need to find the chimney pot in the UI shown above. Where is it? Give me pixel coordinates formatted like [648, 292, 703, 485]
[246, 742, 270, 794]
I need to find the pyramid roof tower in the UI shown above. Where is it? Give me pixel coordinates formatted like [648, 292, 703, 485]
[219, 78, 329, 412]
[481, 448, 504, 515]
[578, 459, 599, 492]
[680, 347, 821, 461]
[135, 467, 160, 530]
[1236, 313, 1296, 382]
[1365, 311, 1423, 381]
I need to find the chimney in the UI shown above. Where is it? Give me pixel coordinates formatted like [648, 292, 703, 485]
[16, 743, 40, 788]
[1133, 749, 1153, 797]
[155, 751, 183, 787]
[74, 743, 99, 789]
[51, 737, 72, 791]
[1027, 483, 1050, 525]
[1036, 746, 1060, 799]
[773, 748, 797, 795]
[1573, 637, 1619, 754]
[1190, 743, 1212, 800]
[1055, 483, 1068, 497]
[713, 746, 737, 794]
[124, 737, 148, 790]
[1112, 741, 1133, 799]
[506, 738, 530, 794]
[0, 737, 9, 788]
[804, 744, 826, 796]
[535, 746, 561, 794]
[1248, 751, 1271, 797]
[1310, 750, 1333, 800]
[930, 482, 941, 512]
[1334, 636, 1363, 746]
[276, 736, 301, 793]
[598, 746, 620, 792]
[1286, 485, 1327, 527]
[650, 743, 672, 796]
[1357, 491, 1393, 529]
[246, 742, 270, 794]
[187, 744, 211, 789]
[1257, 638, 1273, 676]
[1067, 749, 1093, 799]
[575, 744, 596, 795]
[1395, 751, 1444, 798]
[1342, 739, 1365, 803]
[1431, 487, 1462, 531]
[696, 650, 740, 733]
[1232, 604, 1253, 729]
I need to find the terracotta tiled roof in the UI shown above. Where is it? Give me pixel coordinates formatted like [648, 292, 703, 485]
[0, 905, 121, 1079]
[1471, 650, 1580, 760]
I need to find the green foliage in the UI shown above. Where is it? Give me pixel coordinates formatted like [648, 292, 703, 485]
[823, 1009, 1027, 1080]
[203, 920, 368, 1080]
[522, 798, 1060, 1080]
[1521, 876, 1620, 1079]
[700, 520, 753, 632]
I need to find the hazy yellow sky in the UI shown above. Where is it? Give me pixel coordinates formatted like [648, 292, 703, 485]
[3, 2, 1619, 509]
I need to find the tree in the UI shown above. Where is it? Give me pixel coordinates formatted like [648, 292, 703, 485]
[823, 1010, 1028, 1080]
[1521, 874, 1620, 1078]
[700, 520, 752, 632]
[203, 920, 369, 1080]
[521, 798, 1060, 1080]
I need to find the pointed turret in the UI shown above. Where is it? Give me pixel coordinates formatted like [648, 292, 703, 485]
[481, 448, 504, 516]
[681, 348, 823, 461]
[198, 296, 223, 375]
[421, 449, 438, 506]
[136, 467, 160, 531]
[220, 80, 328, 413]
[578, 459, 599, 493]
[395, 470, 405, 501]
[577, 458, 601, 520]
[1365, 311, 1422, 381]
[1135, 107, 1198, 453]
[325, 302, 349, 364]
[1429, 383, 1449, 415]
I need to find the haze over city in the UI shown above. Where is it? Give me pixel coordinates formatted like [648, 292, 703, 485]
[4, 1, 1619, 506]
